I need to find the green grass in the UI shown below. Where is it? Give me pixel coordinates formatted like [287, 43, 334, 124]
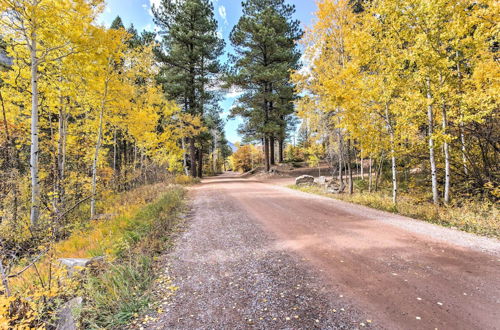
[81, 186, 187, 329]
[290, 184, 499, 239]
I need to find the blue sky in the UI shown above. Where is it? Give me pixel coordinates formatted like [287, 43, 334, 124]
[100, 0, 318, 143]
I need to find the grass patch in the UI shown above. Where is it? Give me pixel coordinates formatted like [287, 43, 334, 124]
[81, 186, 186, 329]
[290, 185, 499, 238]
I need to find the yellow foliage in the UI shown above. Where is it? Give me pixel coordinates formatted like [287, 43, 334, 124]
[229, 144, 263, 172]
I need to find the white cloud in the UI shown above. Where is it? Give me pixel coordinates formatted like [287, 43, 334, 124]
[148, 0, 162, 16]
[225, 87, 244, 99]
[150, 0, 161, 8]
[218, 5, 227, 24]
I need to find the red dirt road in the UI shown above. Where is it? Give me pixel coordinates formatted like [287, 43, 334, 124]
[201, 174, 500, 329]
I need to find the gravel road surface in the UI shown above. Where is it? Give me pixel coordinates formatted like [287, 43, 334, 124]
[149, 173, 500, 330]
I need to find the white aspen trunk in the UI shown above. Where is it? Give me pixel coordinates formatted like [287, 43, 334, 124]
[49, 111, 57, 212]
[62, 115, 66, 180]
[442, 104, 450, 204]
[347, 139, 353, 195]
[90, 87, 107, 219]
[140, 150, 144, 172]
[113, 128, 117, 173]
[426, 79, 439, 204]
[361, 154, 364, 179]
[140, 150, 146, 183]
[181, 137, 189, 176]
[133, 142, 137, 169]
[0, 261, 10, 297]
[390, 146, 397, 204]
[456, 51, 468, 176]
[30, 33, 40, 227]
[337, 129, 344, 190]
[460, 123, 468, 175]
[56, 104, 67, 213]
[385, 104, 397, 204]
[368, 157, 373, 192]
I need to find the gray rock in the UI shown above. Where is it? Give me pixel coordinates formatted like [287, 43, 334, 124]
[295, 175, 315, 186]
[314, 176, 327, 185]
[326, 181, 345, 194]
[59, 256, 104, 275]
[55, 297, 82, 330]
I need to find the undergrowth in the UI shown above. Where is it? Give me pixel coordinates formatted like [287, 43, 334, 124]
[82, 186, 186, 328]
[0, 182, 188, 328]
[290, 184, 499, 238]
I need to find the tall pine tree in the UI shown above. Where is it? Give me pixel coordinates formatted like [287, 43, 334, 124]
[153, 0, 224, 177]
[227, 0, 302, 171]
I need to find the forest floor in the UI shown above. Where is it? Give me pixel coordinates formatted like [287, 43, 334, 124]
[143, 173, 500, 330]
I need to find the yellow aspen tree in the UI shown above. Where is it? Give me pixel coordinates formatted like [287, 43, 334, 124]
[293, 0, 359, 192]
[453, 0, 498, 182]
[87, 27, 129, 219]
[0, 0, 105, 225]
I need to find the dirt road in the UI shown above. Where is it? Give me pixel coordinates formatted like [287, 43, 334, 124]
[151, 173, 500, 329]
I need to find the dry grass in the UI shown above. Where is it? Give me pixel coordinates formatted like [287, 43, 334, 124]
[291, 185, 499, 239]
[2, 181, 188, 328]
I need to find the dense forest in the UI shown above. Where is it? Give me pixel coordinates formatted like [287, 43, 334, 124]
[292, 0, 498, 206]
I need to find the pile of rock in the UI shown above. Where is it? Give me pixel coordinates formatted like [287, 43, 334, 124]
[294, 175, 345, 194]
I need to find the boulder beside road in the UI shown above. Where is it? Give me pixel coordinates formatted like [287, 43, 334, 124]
[295, 175, 315, 186]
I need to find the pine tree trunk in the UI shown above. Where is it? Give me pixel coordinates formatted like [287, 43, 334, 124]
[264, 136, 270, 172]
[30, 34, 40, 227]
[189, 138, 197, 177]
[442, 104, 450, 204]
[278, 139, 284, 163]
[426, 79, 439, 204]
[197, 144, 203, 178]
